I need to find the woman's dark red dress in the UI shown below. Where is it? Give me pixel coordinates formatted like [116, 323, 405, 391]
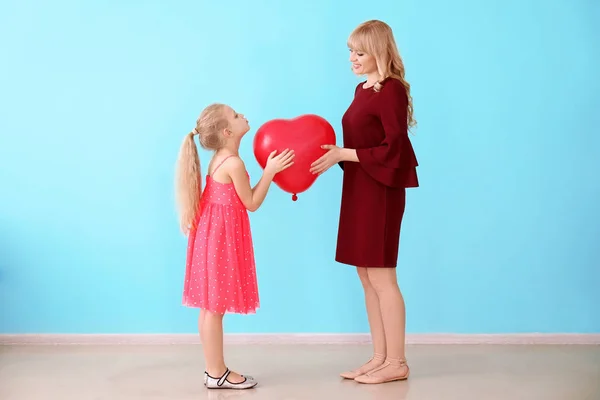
[336, 77, 419, 268]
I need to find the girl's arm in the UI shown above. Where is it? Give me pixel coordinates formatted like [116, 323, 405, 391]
[229, 158, 275, 212]
[229, 150, 295, 212]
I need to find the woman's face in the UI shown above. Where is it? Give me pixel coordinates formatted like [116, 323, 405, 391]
[349, 48, 377, 76]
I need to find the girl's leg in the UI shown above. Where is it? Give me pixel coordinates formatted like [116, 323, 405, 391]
[355, 268, 409, 383]
[202, 311, 245, 383]
[198, 309, 206, 343]
[340, 267, 387, 379]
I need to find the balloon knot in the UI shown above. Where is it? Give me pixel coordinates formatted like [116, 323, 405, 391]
[292, 194, 298, 201]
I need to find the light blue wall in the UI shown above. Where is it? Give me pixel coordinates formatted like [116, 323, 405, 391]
[1, 0, 599, 334]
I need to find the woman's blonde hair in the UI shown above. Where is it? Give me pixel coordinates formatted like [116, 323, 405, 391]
[175, 103, 229, 234]
[348, 20, 416, 129]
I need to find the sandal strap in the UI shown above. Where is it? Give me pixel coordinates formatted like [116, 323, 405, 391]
[387, 357, 407, 367]
[364, 358, 408, 376]
[349, 353, 386, 375]
[365, 361, 391, 376]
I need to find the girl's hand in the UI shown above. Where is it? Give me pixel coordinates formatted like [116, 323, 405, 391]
[265, 149, 295, 176]
[310, 145, 342, 175]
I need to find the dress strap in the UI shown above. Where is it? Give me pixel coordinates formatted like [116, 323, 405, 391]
[211, 155, 236, 177]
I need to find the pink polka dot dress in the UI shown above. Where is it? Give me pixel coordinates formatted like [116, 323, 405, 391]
[182, 156, 259, 314]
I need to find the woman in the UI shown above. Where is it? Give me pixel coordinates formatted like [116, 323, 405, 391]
[310, 20, 419, 384]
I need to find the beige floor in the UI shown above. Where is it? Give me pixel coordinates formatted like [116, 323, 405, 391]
[0, 344, 599, 400]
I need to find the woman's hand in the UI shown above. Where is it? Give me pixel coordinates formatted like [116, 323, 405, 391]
[310, 145, 342, 175]
[265, 149, 295, 176]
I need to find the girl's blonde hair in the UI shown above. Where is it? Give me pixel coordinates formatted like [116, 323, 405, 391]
[175, 103, 229, 234]
[348, 20, 416, 129]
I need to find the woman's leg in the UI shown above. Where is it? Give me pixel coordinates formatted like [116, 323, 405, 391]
[340, 267, 387, 379]
[202, 311, 245, 383]
[355, 268, 409, 383]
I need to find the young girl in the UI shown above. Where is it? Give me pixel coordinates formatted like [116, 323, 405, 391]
[175, 103, 295, 390]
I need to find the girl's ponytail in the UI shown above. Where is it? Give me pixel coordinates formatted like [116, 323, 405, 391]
[175, 131, 201, 235]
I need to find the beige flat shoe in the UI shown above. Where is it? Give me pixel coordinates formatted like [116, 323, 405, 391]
[340, 353, 385, 380]
[354, 358, 409, 384]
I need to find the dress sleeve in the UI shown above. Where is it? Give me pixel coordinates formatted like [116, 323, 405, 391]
[355, 80, 408, 186]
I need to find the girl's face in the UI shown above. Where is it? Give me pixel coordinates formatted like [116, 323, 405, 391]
[349, 48, 377, 76]
[223, 106, 250, 140]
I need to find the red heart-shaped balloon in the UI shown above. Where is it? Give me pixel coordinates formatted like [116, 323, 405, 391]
[253, 114, 336, 201]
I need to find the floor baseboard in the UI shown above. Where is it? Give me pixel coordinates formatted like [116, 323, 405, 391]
[1, 333, 599, 345]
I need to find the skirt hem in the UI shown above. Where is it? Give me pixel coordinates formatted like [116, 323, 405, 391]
[182, 302, 260, 315]
[335, 257, 397, 268]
